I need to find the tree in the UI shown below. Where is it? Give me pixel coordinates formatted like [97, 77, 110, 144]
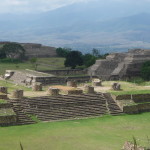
[0, 49, 6, 59]
[83, 54, 96, 67]
[56, 47, 71, 57]
[29, 57, 38, 70]
[92, 48, 100, 57]
[141, 61, 150, 80]
[1, 43, 25, 60]
[64, 51, 83, 69]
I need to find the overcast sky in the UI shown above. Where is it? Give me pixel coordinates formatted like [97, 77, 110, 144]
[0, 0, 92, 13]
[0, 0, 150, 14]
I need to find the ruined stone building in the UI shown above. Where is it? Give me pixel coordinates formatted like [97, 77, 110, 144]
[88, 49, 150, 80]
[0, 42, 57, 58]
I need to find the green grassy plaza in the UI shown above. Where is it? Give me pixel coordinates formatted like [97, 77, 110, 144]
[0, 113, 150, 150]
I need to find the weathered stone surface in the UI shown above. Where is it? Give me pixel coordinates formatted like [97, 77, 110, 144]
[32, 82, 42, 91]
[0, 87, 7, 94]
[123, 105, 139, 114]
[92, 79, 102, 86]
[86, 86, 95, 94]
[0, 94, 7, 99]
[11, 90, 24, 99]
[67, 89, 83, 95]
[112, 83, 121, 91]
[47, 88, 60, 96]
[67, 81, 77, 87]
[88, 49, 150, 80]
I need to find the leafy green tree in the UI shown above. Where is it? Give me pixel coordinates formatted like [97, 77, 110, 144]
[1, 43, 25, 60]
[56, 47, 71, 57]
[0, 49, 6, 59]
[64, 51, 83, 69]
[83, 54, 96, 67]
[29, 57, 38, 70]
[141, 61, 150, 80]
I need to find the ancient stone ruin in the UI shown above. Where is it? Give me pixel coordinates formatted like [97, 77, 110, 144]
[112, 83, 121, 91]
[88, 49, 150, 80]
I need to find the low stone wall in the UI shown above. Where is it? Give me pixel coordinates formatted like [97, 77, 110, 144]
[123, 103, 150, 114]
[123, 105, 139, 114]
[0, 94, 7, 99]
[34, 76, 94, 85]
[0, 115, 17, 124]
[0, 103, 12, 109]
[116, 94, 150, 103]
[40, 69, 87, 76]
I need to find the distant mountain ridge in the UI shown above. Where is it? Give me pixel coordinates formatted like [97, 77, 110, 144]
[1, 1, 150, 53]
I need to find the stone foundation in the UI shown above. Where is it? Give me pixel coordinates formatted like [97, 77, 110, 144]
[0, 87, 7, 94]
[11, 90, 24, 99]
[112, 83, 121, 91]
[47, 88, 60, 96]
[86, 86, 95, 94]
[32, 83, 42, 91]
[67, 89, 83, 95]
[0, 94, 7, 99]
[67, 81, 77, 87]
[92, 79, 102, 86]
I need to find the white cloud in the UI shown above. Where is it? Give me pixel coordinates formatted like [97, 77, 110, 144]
[0, 0, 91, 14]
[0, 0, 150, 14]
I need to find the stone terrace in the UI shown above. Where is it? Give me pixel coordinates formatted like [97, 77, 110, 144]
[8, 93, 123, 124]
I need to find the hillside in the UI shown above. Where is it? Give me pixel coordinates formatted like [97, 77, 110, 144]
[1, 1, 150, 53]
[0, 42, 57, 58]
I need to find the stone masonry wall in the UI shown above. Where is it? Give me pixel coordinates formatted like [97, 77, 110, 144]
[40, 69, 87, 76]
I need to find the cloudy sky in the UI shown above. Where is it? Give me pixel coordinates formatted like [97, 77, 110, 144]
[0, 0, 92, 13]
[0, 0, 150, 14]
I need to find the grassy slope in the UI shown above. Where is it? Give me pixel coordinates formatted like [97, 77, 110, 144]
[103, 81, 150, 95]
[0, 113, 150, 150]
[0, 57, 66, 75]
[0, 80, 31, 92]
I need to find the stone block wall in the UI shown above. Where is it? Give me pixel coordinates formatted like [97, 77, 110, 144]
[41, 69, 87, 76]
[115, 94, 150, 103]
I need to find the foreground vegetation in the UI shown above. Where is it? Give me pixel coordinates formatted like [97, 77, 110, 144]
[0, 113, 150, 150]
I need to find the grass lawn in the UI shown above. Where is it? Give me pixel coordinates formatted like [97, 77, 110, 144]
[0, 80, 31, 93]
[0, 113, 150, 150]
[0, 57, 66, 75]
[103, 81, 150, 95]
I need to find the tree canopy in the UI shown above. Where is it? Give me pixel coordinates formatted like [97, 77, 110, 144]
[0, 43, 25, 60]
[56, 47, 71, 57]
[64, 51, 83, 69]
[141, 61, 150, 80]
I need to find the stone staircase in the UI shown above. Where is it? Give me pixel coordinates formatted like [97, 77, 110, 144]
[8, 99, 36, 125]
[8, 93, 124, 125]
[8, 71, 27, 85]
[103, 93, 124, 116]
[22, 94, 108, 121]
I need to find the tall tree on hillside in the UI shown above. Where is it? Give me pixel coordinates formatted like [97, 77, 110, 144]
[64, 51, 83, 69]
[1, 43, 25, 60]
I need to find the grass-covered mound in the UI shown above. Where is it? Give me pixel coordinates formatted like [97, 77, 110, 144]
[0, 113, 150, 150]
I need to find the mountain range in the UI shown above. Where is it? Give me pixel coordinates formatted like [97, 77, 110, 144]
[1, 1, 150, 53]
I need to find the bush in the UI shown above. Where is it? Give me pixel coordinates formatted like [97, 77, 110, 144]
[141, 61, 150, 80]
[129, 77, 145, 85]
[0, 58, 22, 63]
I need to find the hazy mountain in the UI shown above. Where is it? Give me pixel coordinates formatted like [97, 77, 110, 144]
[1, 1, 150, 53]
